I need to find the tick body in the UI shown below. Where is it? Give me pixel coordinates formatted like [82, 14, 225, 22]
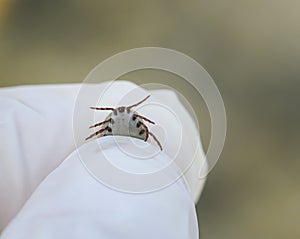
[85, 95, 162, 150]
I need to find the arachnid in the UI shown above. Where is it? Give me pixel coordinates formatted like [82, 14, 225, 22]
[85, 95, 162, 150]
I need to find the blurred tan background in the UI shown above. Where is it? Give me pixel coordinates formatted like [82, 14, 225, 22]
[0, 1, 299, 238]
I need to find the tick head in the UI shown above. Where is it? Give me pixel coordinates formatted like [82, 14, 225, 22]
[118, 106, 125, 113]
[115, 106, 132, 115]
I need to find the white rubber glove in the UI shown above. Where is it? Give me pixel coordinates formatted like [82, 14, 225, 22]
[1, 136, 199, 239]
[0, 81, 206, 238]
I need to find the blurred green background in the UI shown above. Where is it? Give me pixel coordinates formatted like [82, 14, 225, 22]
[1, 1, 299, 238]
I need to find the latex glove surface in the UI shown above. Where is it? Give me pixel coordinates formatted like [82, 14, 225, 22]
[0, 81, 206, 238]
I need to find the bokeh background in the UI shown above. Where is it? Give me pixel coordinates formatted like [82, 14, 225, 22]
[1, 1, 299, 238]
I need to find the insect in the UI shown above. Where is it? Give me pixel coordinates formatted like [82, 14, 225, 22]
[85, 95, 162, 150]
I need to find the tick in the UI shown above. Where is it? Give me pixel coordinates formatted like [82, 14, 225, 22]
[85, 95, 162, 150]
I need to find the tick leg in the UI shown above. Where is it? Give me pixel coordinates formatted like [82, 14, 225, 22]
[85, 126, 109, 141]
[139, 122, 149, 141]
[128, 95, 150, 109]
[90, 107, 115, 111]
[134, 114, 155, 124]
[149, 132, 163, 150]
[89, 119, 112, 128]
